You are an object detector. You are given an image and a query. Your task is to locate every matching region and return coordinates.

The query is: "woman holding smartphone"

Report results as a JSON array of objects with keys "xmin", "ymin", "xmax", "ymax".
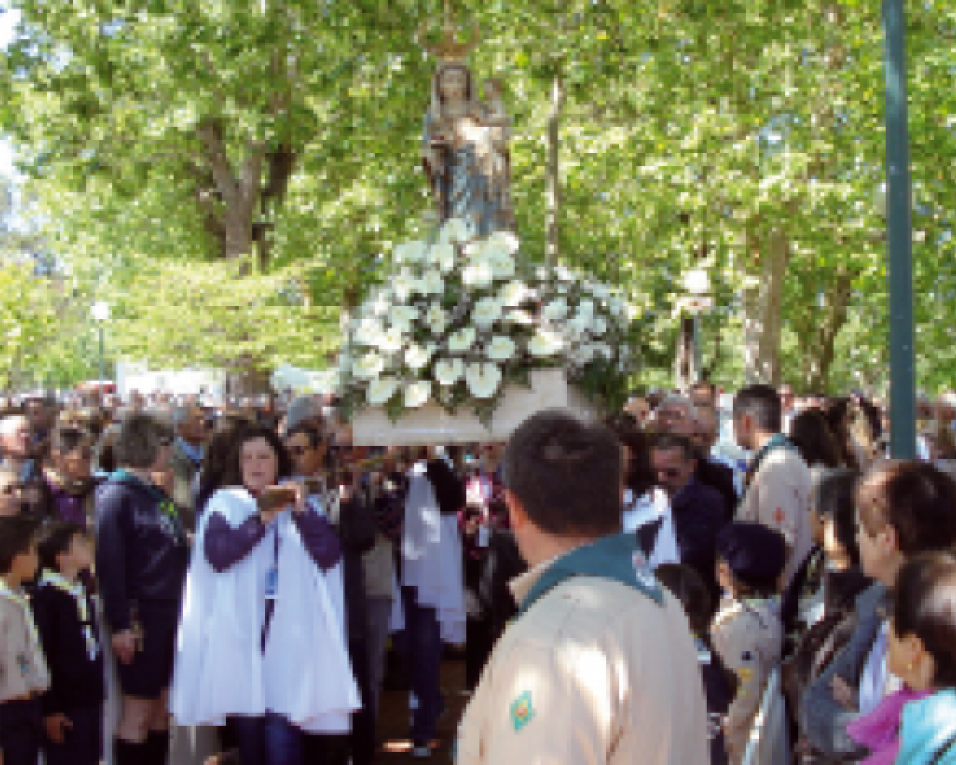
[{"xmin": 171, "ymin": 426, "xmax": 360, "ymax": 765}]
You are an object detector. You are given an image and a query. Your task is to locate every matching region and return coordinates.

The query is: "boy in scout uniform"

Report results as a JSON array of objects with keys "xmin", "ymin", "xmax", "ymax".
[
  {"xmin": 456, "ymin": 410, "xmax": 709, "ymax": 765},
  {"xmin": 733, "ymin": 384, "xmax": 812, "ymax": 590},
  {"xmin": 711, "ymin": 522, "xmax": 786, "ymax": 765},
  {"xmin": 0, "ymin": 515, "xmax": 50, "ymax": 764}
]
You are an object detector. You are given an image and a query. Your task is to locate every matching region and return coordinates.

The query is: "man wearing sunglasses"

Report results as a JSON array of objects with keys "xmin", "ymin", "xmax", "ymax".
[{"xmin": 648, "ymin": 432, "xmax": 727, "ymax": 602}]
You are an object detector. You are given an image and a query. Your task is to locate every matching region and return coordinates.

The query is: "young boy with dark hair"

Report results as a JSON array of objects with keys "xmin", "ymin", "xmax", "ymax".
[
  {"xmin": 0, "ymin": 514, "xmax": 49, "ymax": 765},
  {"xmin": 712, "ymin": 522, "xmax": 787, "ymax": 764},
  {"xmin": 32, "ymin": 521, "xmax": 104, "ymax": 765}
]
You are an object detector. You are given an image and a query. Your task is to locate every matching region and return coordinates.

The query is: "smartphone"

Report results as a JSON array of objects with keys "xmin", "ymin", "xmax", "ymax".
[{"xmin": 257, "ymin": 485, "xmax": 297, "ymax": 512}]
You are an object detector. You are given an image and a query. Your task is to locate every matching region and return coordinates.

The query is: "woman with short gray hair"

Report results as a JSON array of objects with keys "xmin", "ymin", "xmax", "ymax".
[{"xmin": 95, "ymin": 412, "xmax": 189, "ymax": 765}]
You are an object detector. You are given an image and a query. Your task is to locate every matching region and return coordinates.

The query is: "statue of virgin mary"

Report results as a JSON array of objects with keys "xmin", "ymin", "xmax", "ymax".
[{"xmin": 422, "ymin": 62, "xmax": 514, "ymax": 235}]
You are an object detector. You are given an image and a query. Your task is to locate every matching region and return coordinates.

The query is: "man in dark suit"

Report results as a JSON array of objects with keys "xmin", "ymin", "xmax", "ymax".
[
  {"xmin": 647, "ymin": 433, "xmax": 727, "ymax": 602},
  {"xmin": 692, "ymin": 405, "xmax": 738, "ymax": 520}
]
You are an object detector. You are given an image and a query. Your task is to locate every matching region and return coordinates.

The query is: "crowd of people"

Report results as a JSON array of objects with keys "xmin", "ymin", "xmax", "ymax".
[{"xmin": 0, "ymin": 381, "xmax": 955, "ymax": 764}]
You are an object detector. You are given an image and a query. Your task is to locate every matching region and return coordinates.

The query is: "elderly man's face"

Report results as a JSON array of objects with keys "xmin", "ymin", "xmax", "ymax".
[
  {"xmin": 0, "ymin": 418, "xmax": 33, "ymax": 459},
  {"xmin": 178, "ymin": 406, "xmax": 210, "ymax": 447},
  {"xmin": 657, "ymin": 403, "xmax": 696, "ymax": 437}
]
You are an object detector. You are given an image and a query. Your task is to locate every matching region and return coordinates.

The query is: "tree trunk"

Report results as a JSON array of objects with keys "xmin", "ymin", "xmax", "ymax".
[
  {"xmin": 799, "ymin": 268, "xmax": 855, "ymax": 392},
  {"xmin": 744, "ymin": 227, "xmax": 790, "ymax": 384},
  {"xmin": 545, "ymin": 70, "xmax": 564, "ymax": 263}
]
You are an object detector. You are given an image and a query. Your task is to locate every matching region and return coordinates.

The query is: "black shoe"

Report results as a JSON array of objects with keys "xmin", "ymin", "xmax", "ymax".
[
  {"xmin": 114, "ymin": 738, "xmax": 149, "ymax": 765},
  {"xmin": 145, "ymin": 729, "xmax": 170, "ymax": 765}
]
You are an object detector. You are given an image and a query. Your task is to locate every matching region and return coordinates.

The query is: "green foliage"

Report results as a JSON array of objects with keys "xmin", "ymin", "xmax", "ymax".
[{"xmin": 0, "ymin": 0, "xmax": 953, "ymax": 392}]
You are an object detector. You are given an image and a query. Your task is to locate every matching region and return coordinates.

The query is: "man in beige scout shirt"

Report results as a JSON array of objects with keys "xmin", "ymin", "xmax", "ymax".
[
  {"xmin": 456, "ymin": 410, "xmax": 709, "ymax": 765},
  {"xmin": 733, "ymin": 384, "xmax": 812, "ymax": 590}
]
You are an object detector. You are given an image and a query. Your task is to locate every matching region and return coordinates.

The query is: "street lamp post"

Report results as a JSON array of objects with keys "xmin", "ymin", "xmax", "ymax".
[
  {"xmin": 675, "ymin": 268, "xmax": 713, "ymax": 388},
  {"xmin": 91, "ymin": 302, "xmax": 110, "ymax": 400}
]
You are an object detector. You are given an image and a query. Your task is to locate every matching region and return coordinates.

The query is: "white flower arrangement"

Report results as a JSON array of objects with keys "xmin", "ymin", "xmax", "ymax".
[{"xmin": 341, "ymin": 219, "xmax": 639, "ymax": 424}]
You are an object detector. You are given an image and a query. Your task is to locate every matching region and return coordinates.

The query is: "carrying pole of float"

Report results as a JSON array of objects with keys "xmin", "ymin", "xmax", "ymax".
[{"xmin": 883, "ymin": 0, "xmax": 916, "ymax": 458}]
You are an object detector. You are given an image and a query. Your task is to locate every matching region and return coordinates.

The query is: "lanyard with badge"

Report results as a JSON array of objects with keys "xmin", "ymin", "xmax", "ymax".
[
  {"xmin": 0, "ymin": 579, "xmax": 42, "ymax": 676},
  {"xmin": 41, "ymin": 571, "xmax": 99, "ymax": 660}
]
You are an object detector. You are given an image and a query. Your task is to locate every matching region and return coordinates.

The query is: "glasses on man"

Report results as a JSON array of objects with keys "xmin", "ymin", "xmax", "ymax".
[{"xmin": 287, "ymin": 444, "xmax": 312, "ymax": 457}]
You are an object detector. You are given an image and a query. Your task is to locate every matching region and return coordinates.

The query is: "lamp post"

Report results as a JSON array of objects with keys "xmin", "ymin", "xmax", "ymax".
[
  {"xmin": 675, "ymin": 268, "xmax": 713, "ymax": 389},
  {"xmin": 883, "ymin": 0, "xmax": 916, "ymax": 458},
  {"xmin": 91, "ymin": 302, "xmax": 110, "ymax": 400}
]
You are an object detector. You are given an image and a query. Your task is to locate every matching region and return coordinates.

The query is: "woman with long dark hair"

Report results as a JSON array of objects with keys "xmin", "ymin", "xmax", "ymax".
[{"xmin": 172, "ymin": 426, "xmax": 359, "ymax": 765}]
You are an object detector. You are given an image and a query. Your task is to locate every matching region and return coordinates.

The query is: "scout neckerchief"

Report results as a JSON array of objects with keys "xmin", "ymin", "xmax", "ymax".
[
  {"xmin": 739, "ymin": 433, "xmax": 797, "ymax": 505},
  {"xmin": 517, "ymin": 533, "xmax": 664, "ymax": 618},
  {"xmin": 0, "ymin": 577, "xmax": 42, "ymax": 676},
  {"xmin": 39, "ymin": 570, "xmax": 99, "ymax": 660},
  {"xmin": 111, "ymin": 469, "xmax": 187, "ymax": 545}
]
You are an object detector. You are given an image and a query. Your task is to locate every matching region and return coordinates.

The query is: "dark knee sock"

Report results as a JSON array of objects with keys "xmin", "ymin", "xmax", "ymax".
[
  {"xmin": 114, "ymin": 737, "xmax": 150, "ymax": 765},
  {"xmin": 145, "ymin": 729, "xmax": 170, "ymax": 765}
]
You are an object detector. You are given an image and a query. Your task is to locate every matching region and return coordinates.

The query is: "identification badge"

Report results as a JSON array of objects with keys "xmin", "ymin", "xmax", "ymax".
[
  {"xmin": 477, "ymin": 526, "xmax": 490, "ymax": 548},
  {"xmin": 265, "ymin": 567, "xmax": 279, "ymax": 599}
]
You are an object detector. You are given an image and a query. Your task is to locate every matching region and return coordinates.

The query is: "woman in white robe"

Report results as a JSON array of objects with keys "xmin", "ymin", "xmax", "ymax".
[{"xmin": 171, "ymin": 426, "xmax": 359, "ymax": 765}]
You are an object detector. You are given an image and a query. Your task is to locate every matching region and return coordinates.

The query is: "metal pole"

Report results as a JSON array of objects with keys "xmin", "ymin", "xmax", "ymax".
[
  {"xmin": 98, "ymin": 325, "xmax": 105, "ymax": 402},
  {"xmin": 693, "ymin": 314, "xmax": 701, "ymax": 383},
  {"xmin": 883, "ymin": 0, "xmax": 916, "ymax": 458}
]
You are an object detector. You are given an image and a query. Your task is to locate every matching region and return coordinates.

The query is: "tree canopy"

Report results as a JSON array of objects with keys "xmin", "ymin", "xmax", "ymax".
[{"xmin": 0, "ymin": 0, "xmax": 953, "ymax": 393}]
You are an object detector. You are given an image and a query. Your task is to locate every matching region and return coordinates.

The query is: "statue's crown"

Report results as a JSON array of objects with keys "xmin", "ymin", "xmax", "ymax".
[{"xmin": 419, "ymin": 0, "xmax": 480, "ymax": 63}]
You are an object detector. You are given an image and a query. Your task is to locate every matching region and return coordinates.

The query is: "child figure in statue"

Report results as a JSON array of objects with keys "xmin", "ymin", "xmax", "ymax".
[{"xmin": 422, "ymin": 63, "xmax": 514, "ymax": 235}]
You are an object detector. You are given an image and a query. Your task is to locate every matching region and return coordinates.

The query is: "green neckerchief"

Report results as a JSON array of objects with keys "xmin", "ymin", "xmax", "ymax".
[
  {"xmin": 110, "ymin": 469, "xmax": 185, "ymax": 540},
  {"xmin": 739, "ymin": 433, "xmax": 797, "ymax": 507},
  {"xmin": 39, "ymin": 570, "xmax": 98, "ymax": 658},
  {"xmin": 517, "ymin": 533, "xmax": 664, "ymax": 617}
]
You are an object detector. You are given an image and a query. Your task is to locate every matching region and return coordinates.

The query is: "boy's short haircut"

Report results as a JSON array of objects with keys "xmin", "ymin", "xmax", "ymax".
[
  {"xmin": 0, "ymin": 515, "xmax": 40, "ymax": 573},
  {"xmin": 37, "ymin": 521, "xmax": 86, "ymax": 573},
  {"xmin": 655, "ymin": 563, "xmax": 713, "ymax": 636}
]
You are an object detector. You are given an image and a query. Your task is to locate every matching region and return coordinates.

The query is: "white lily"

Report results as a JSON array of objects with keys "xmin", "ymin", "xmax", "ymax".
[
  {"xmin": 390, "ymin": 305, "xmax": 419, "ymax": 332},
  {"xmin": 419, "ymin": 270, "xmax": 444, "ymax": 296},
  {"xmin": 486, "ymin": 230, "xmax": 520, "ymax": 255},
  {"xmin": 405, "ymin": 343, "xmax": 436, "ymax": 370},
  {"xmin": 465, "ymin": 362, "xmax": 502, "ymax": 399},
  {"xmin": 500, "ymin": 280, "xmax": 529, "ymax": 307},
  {"xmin": 486, "ymin": 336, "xmax": 516, "ymax": 362},
  {"xmin": 352, "ymin": 351, "xmax": 385, "ymax": 380},
  {"xmin": 434, "ymin": 358, "xmax": 465, "ymax": 386},
  {"xmin": 448, "ymin": 327, "xmax": 477, "ymax": 352},
  {"xmin": 404, "ymin": 381, "xmax": 432, "ymax": 408},
  {"xmin": 462, "ymin": 261, "xmax": 494, "ymax": 288},
  {"xmin": 472, "ymin": 297, "xmax": 502, "ymax": 329},
  {"xmin": 367, "ymin": 376, "xmax": 400, "ymax": 405},
  {"xmin": 543, "ymin": 298, "xmax": 569, "ymax": 322},
  {"xmin": 528, "ymin": 329, "xmax": 564, "ymax": 357},
  {"xmin": 393, "ymin": 270, "xmax": 418, "ymax": 302},
  {"xmin": 377, "ymin": 327, "xmax": 405, "ymax": 353},
  {"xmin": 440, "ymin": 217, "xmax": 473, "ymax": 244},
  {"xmin": 425, "ymin": 303, "xmax": 449, "ymax": 334},
  {"xmin": 430, "ymin": 242, "xmax": 457, "ymax": 273},
  {"xmin": 488, "ymin": 253, "xmax": 515, "ymax": 280}
]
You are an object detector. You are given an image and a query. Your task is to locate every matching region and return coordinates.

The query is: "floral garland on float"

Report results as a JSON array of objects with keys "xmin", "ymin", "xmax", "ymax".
[{"xmin": 340, "ymin": 217, "xmax": 640, "ymax": 426}]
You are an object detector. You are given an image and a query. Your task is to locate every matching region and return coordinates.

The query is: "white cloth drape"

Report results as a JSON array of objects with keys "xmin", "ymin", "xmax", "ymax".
[
  {"xmin": 401, "ymin": 463, "xmax": 466, "ymax": 645},
  {"xmin": 171, "ymin": 488, "xmax": 360, "ymax": 733},
  {"xmin": 622, "ymin": 488, "xmax": 680, "ymax": 569}
]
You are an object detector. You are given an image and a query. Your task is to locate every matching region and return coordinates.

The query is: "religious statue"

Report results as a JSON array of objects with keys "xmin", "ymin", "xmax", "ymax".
[{"xmin": 420, "ymin": 2, "xmax": 515, "ymax": 235}]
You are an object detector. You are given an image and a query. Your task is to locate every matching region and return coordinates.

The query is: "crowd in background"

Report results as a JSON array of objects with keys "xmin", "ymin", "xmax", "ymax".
[{"xmin": 0, "ymin": 381, "xmax": 954, "ymax": 763}]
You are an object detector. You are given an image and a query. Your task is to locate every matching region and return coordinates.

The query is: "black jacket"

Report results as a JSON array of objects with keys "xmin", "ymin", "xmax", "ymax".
[
  {"xmin": 32, "ymin": 580, "xmax": 106, "ymax": 714},
  {"xmin": 637, "ymin": 478, "xmax": 727, "ymax": 602},
  {"xmin": 330, "ymin": 496, "xmax": 377, "ymax": 643},
  {"xmin": 94, "ymin": 473, "xmax": 189, "ymax": 632},
  {"xmin": 695, "ymin": 457, "xmax": 738, "ymax": 522},
  {"xmin": 425, "ymin": 459, "xmax": 466, "ymax": 515}
]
